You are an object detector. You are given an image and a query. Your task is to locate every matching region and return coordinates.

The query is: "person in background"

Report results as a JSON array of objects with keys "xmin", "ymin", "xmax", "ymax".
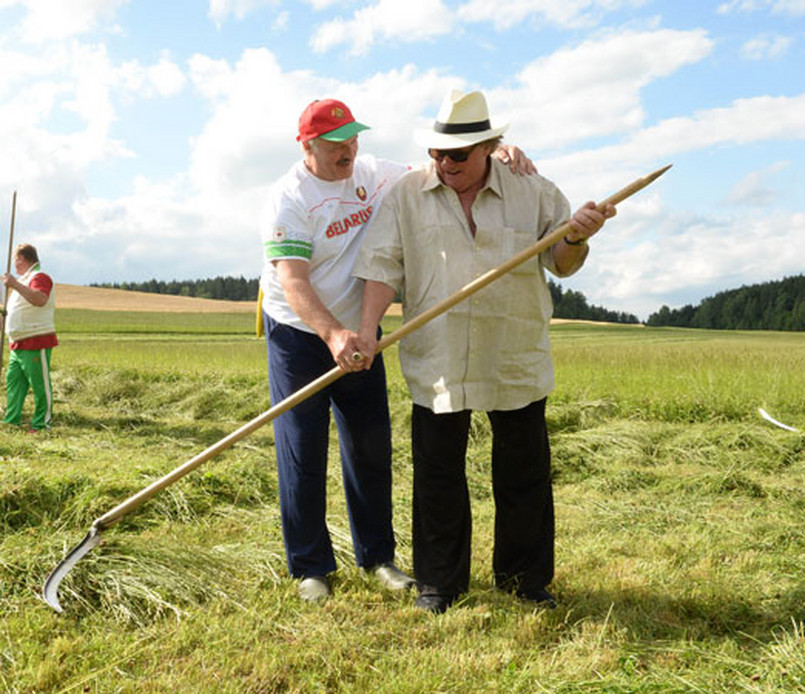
[
  {"xmin": 259, "ymin": 97, "xmax": 536, "ymax": 602},
  {"xmin": 1, "ymin": 243, "xmax": 58, "ymax": 433},
  {"xmin": 354, "ymin": 89, "xmax": 616, "ymax": 613}
]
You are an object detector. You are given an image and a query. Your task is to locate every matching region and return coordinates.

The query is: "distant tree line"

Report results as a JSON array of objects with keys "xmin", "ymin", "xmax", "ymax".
[
  {"xmin": 646, "ymin": 274, "xmax": 805, "ymax": 331},
  {"xmin": 93, "ymin": 275, "xmax": 639, "ymax": 323},
  {"xmin": 91, "ymin": 276, "xmax": 259, "ymax": 302},
  {"xmin": 548, "ymin": 280, "xmax": 639, "ymax": 324}
]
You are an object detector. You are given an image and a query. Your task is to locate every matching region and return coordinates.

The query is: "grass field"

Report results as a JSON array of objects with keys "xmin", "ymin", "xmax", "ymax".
[{"xmin": 1, "ymin": 306, "xmax": 804, "ymax": 693}]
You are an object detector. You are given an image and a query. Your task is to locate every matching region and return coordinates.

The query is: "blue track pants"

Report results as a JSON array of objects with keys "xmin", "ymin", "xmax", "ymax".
[{"xmin": 265, "ymin": 315, "xmax": 396, "ymax": 578}]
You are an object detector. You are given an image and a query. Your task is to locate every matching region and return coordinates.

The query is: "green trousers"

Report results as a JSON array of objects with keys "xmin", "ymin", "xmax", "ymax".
[{"xmin": 3, "ymin": 348, "xmax": 53, "ymax": 430}]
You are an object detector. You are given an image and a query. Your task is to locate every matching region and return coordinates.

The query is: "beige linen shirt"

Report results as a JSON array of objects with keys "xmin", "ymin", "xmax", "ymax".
[{"xmin": 354, "ymin": 158, "xmax": 587, "ymax": 414}]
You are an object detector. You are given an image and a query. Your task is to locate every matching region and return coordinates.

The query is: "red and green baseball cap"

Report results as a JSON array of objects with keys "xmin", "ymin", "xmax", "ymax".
[{"xmin": 296, "ymin": 99, "xmax": 370, "ymax": 143}]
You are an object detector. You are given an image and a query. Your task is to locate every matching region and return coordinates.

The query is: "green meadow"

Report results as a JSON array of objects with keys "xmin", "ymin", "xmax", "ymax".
[{"xmin": 2, "ymin": 309, "xmax": 805, "ymax": 693}]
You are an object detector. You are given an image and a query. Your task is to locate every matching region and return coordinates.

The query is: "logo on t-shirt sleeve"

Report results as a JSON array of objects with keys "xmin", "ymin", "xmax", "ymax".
[{"xmin": 264, "ymin": 225, "xmax": 312, "ymax": 259}]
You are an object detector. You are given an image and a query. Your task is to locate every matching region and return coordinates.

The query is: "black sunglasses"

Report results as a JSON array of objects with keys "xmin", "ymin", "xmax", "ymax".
[{"xmin": 428, "ymin": 145, "xmax": 477, "ymax": 163}]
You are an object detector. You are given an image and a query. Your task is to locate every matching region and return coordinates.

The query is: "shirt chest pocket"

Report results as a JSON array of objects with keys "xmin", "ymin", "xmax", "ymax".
[
  {"xmin": 474, "ymin": 228, "xmax": 544, "ymax": 319},
  {"xmin": 401, "ymin": 224, "xmax": 452, "ymax": 312},
  {"xmin": 506, "ymin": 229, "xmax": 542, "ymax": 277}
]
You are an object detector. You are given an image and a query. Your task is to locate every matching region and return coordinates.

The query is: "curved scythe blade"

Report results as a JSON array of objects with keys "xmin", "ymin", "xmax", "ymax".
[
  {"xmin": 758, "ymin": 407, "xmax": 799, "ymax": 432},
  {"xmin": 42, "ymin": 526, "xmax": 102, "ymax": 612}
]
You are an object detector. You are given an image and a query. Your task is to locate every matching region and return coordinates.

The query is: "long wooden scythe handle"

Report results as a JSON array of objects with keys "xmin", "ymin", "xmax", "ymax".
[
  {"xmin": 1, "ymin": 191, "xmax": 17, "ymax": 372},
  {"xmin": 42, "ymin": 164, "xmax": 671, "ymax": 612}
]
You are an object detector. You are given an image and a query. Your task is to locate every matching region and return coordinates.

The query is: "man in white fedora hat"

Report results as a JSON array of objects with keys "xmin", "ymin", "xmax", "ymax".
[
  {"xmin": 353, "ymin": 89, "xmax": 616, "ymax": 613},
  {"xmin": 258, "ymin": 97, "xmax": 537, "ymax": 603}
]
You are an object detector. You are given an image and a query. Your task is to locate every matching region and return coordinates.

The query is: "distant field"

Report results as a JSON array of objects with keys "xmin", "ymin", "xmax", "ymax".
[
  {"xmin": 55, "ymin": 283, "xmax": 257, "ymax": 313},
  {"xmin": 54, "ymin": 283, "xmax": 404, "ymax": 317}
]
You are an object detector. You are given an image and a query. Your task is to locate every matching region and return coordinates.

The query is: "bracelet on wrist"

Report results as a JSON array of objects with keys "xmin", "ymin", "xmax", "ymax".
[{"xmin": 564, "ymin": 235, "xmax": 587, "ymax": 246}]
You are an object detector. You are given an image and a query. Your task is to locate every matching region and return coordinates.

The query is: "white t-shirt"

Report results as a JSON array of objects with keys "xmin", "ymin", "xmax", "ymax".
[{"xmin": 260, "ymin": 154, "xmax": 408, "ymax": 333}]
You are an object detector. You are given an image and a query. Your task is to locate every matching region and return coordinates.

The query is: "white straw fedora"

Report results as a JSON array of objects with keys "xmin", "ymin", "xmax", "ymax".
[{"xmin": 416, "ymin": 90, "xmax": 509, "ymax": 150}]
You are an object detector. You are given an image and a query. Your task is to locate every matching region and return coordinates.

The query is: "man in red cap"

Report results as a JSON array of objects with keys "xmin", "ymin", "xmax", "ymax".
[{"xmin": 259, "ymin": 97, "xmax": 534, "ymax": 602}]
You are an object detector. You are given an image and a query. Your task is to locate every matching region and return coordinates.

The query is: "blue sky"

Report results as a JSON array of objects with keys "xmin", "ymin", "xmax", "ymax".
[{"xmin": 1, "ymin": 0, "xmax": 804, "ymax": 319}]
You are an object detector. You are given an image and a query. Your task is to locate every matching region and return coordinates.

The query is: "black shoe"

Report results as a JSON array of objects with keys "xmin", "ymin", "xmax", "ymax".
[
  {"xmin": 517, "ymin": 587, "xmax": 557, "ymax": 609},
  {"xmin": 414, "ymin": 593, "xmax": 454, "ymax": 614}
]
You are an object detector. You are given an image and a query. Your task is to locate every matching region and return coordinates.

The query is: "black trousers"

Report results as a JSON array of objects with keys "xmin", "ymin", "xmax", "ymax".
[{"xmin": 411, "ymin": 398, "xmax": 554, "ymax": 598}]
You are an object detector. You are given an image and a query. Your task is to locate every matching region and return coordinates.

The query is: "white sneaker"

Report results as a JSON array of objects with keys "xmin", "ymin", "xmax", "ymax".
[
  {"xmin": 373, "ymin": 562, "xmax": 415, "ymax": 591},
  {"xmin": 299, "ymin": 576, "xmax": 331, "ymax": 602}
]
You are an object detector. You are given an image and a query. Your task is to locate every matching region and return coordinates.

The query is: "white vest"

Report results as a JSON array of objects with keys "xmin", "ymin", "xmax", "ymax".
[{"xmin": 6, "ymin": 265, "xmax": 56, "ymax": 342}]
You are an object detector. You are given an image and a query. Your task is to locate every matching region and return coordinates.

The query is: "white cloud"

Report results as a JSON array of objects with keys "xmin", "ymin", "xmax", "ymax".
[
  {"xmin": 45, "ymin": 175, "xmax": 210, "ymax": 283},
  {"xmin": 34, "ymin": 53, "xmax": 459, "ymax": 284},
  {"xmin": 741, "ymin": 33, "xmax": 793, "ymax": 59},
  {"xmin": 207, "ymin": 0, "xmax": 278, "ymax": 26},
  {"xmin": 0, "ymin": 46, "xmax": 61, "ymax": 99},
  {"xmin": 10, "ymin": 0, "xmax": 129, "ymax": 43},
  {"xmin": 308, "ymin": 0, "xmax": 653, "ymax": 54},
  {"xmin": 725, "ymin": 161, "xmax": 788, "ymax": 206},
  {"xmin": 348, "ymin": 65, "xmax": 459, "ymax": 159},
  {"xmin": 543, "ymin": 92, "xmax": 805, "ymax": 199},
  {"xmin": 577, "ymin": 209, "xmax": 805, "ymax": 318},
  {"xmin": 187, "ymin": 48, "xmax": 317, "ymax": 195},
  {"xmin": 490, "ymin": 28, "xmax": 713, "ymax": 152},
  {"xmin": 717, "ymin": 0, "xmax": 805, "ymax": 14},
  {"xmin": 310, "ymin": 0, "xmax": 454, "ymax": 55},
  {"xmin": 303, "ymin": 0, "xmax": 343, "ymax": 9},
  {"xmin": 273, "ymin": 10, "xmax": 290, "ymax": 31},
  {"xmin": 458, "ymin": 0, "xmax": 648, "ymax": 30},
  {"xmin": 512, "ymin": 87, "xmax": 805, "ymax": 318},
  {"xmin": 119, "ymin": 52, "xmax": 187, "ymax": 99},
  {"xmin": 0, "ymin": 35, "xmax": 189, "ymax": 283},
  {"xmin": 0, "ymin": 42, "xmax": 129, "ymax": 197},
  {"xmin": 62, "ymin": 43, "xmax": 119, "ymax": 144},
  {"xmin": 186, "ymin": 54, "xmax": 235, "ymax": 102},
  {"xmin": 186, "ymin": 50, "xmax": 467, "ymax": 199},
  {"xmin": 717, "ymin": 0, "xmax": 767, "ymax": 11},
  {"xmin": 774, "ymin": 0, "xmax": 805, "ymax": 11}
]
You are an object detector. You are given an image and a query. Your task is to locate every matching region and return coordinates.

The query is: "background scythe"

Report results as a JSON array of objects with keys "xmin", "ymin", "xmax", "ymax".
[
  {"xmin": 1, "ymin": 191, "xmax": 17, "ymax": 373},
  {"xmin": 42, "ymin": 164, "xmax": 671, "ymax": 613}
]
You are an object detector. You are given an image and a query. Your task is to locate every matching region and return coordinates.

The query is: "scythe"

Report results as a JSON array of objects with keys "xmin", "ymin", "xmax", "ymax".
[
  {"xmin": 1, "ymin": 191, "xmax": 17, "ymax": 372},
  {"xmin": 43, "ymin": 164, "xmax": 672, "ymax": 612}
]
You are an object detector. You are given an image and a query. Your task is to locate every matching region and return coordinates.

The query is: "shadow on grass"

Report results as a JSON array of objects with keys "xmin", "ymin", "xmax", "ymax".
[{"xmin": 457, "ymin": 579, "xmax": 804, "ymax": 647}]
